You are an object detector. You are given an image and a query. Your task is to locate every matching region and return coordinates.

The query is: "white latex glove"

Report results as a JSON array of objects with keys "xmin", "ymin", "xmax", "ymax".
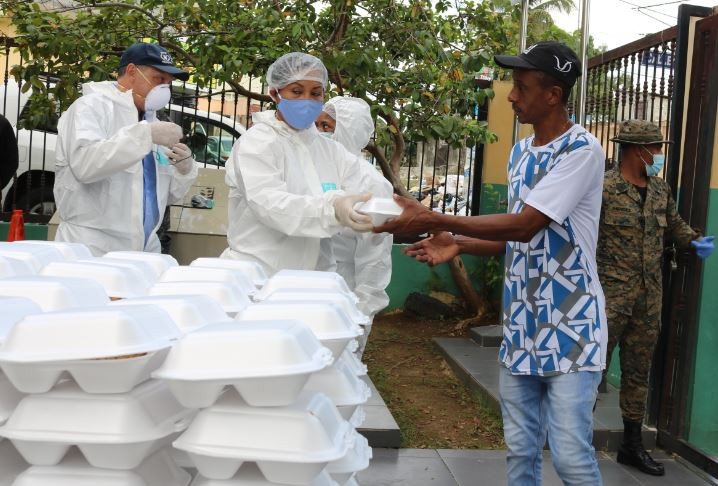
[
  {"xmin": 149, "ymin": 121, "xmax": 183, "ymax": 147},
  {"xmin": 334, "ymin": 193, "xmax": 373, "ymax": 232},
  {"xmin": 166, "ymin": 143, "xmax": 194, "ymax": 175}
]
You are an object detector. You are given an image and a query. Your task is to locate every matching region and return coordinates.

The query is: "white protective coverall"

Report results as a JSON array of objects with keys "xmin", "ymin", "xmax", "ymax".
[
  {"xmin": 54, "ymin": 81, "xmax": 198, "ymax": 256},
  {"xmin": 221, "ymin": 110, "xmax": 392, "ymax": 280},
  {"xmin": 324, "ymin": 97, "xmax": 393, "ymax": 323}
]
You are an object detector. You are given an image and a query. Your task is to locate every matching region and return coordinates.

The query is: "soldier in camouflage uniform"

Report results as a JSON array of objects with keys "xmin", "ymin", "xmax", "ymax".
[{"xmin": 598, "ymin": 120, "xmax": 715, "ymax": 476}]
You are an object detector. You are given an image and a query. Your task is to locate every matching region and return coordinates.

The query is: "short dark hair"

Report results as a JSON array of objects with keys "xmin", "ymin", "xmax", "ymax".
[{"xmin": 537, "ymin": 71, "xmax": 572, "ymax": 105}]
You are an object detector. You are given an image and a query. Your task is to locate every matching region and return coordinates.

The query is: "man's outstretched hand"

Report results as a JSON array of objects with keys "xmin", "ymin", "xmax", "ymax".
[
  {"xmin": 373, "ymin": 194, "xmax": 435, "ymax": 236},
  {"xmin": 402, "ymin": 231, "xmax": 459, "ymax": 266}
]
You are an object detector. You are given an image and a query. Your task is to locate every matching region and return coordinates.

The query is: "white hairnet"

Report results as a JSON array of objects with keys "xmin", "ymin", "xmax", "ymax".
[
  {"xmin": 266, "ymin": 52, "xmax": 328, "ymax": 90},
  {"xmin": 324, "ymin": 97, "xmax": 374, "ymax": 155}
]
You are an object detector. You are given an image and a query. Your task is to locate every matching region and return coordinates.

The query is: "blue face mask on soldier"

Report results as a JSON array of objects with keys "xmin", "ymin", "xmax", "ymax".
[{"xmin": 642, "ymin": 147, "xmax": 665, "ymax": 177}]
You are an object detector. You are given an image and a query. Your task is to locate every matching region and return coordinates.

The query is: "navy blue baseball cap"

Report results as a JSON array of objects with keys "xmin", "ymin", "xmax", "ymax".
[
  {"xmin": 494, "ymin": 41, "xmax": 581, "ymax": 88},
  {"xmin": 119, "ymin": 43, "xmax": 189, "ymax": 81}
]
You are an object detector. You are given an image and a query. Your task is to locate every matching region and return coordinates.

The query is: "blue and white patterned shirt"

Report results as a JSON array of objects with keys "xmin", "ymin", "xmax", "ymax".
[{"xmin": 499, "ymin": 125, "xmax": 607, "ymax": 376}]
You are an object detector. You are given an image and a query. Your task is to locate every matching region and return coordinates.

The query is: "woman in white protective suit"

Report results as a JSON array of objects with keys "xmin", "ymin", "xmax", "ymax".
[
  {"xmin": 315, "ymin": 97, "xmax": 393, "ymax": 355},
  {"xmin": 221, "ymin": 53, "xmax": 392, "ymax": 279}
]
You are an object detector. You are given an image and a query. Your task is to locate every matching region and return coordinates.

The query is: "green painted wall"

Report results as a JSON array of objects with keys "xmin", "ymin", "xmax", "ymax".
[
  {"xmin": 688, "ymin": 188, "xmax": 718, "ymax": 456},
  {"xmin": 0, "ymin": 223, "xmax": 48, "ymax": 241}
]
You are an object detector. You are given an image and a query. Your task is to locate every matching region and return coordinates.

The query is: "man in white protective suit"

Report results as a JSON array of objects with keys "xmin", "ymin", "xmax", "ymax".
[
  {"xmin": 315, "ymin": 96, "xmax": 393, "ymax": 356},
  {"xmin": 54, "ymin": 42, "xmax": 198, "ymax": 255},
  {"xmin": 221, "ymin": 52, "xmax": 392, "ymax": 282}
]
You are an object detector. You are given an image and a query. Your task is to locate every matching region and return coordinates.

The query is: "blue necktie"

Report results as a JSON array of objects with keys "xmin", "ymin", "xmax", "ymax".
[{"xmin": 142, "ymin": 142, "xmax": 160, "ymax": 246}]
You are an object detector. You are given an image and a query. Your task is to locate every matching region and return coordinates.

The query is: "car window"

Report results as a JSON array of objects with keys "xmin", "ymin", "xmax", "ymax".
[{"xmin": 169, "ymin": 109, "xmax": 240, "ymax": 167}]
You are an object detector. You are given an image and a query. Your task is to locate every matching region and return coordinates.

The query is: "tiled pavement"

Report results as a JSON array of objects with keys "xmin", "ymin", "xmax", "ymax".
[{"xmin": 357, "ymin": 448, "xmax": 716, "ymax": 485}]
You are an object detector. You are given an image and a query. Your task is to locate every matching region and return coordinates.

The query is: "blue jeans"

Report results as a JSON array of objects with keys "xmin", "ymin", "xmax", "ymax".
[{"xmin": 499, "ymin": 367, "xmax": 602, "ymax": 486}]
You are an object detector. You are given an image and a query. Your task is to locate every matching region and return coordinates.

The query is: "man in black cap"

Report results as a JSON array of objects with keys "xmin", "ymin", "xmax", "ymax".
[
  {"xmin": 54, "ymin": 42, "xmax": 198, "ymax": 255},
  {"xmin": 375, "ymin": 42, "xmax": 606, "ymax": 484}
]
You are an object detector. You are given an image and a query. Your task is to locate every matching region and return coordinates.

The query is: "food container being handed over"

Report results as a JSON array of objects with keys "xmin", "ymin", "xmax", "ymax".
[
  {"xmin": 260, "ymin": 289, "xmax": 370, "ymax": 327},
  {"xmin": 104, "ymin": 251, "xmax": 179, "ymax": 280},
  {"xmin": 190, "ymin": 463, "xmax": 338, "ymax": 486},
  {"xmin": 12, "ymin": 449, "xmax": 191, "ymax": 486},
  {"xmin": 0, "ymin": 276, "xmax": 109, "ymax": 312},
  {"xmin": 0, "ymin": 380, "xmax": 194, "ymax": 470},
  {"xmin": 326, "ymin": 434, "xmax": 372, "ymax": 485},
  {"xmin": 112, "ymin": 294, "xmax": 230, "ymax": 335},
  {"xmin": 304, "ymin": 359, "xmax": 371, "ymax": 421},
  {"xmin": 355, "ymin": 197, "xmax": 403, "ymax": 227},
  {"xmin": 0, "ymin": 305, "xmax": 181, "ymax": 393},
  {"xmin": 173, "ymin": 391, "xmax": 354, "ymax": 484},
  {"xmin": 255, "ymin": 270, "xmax": 357, "ymax": 303},
  {"xmin": 41, "ymin": 261, "xmax": 150, "ymax": 299},
  {"xmin": 17, "ymin": 241, "xmax": 92, "ymax": 261},
  {"xmin": 190, "ymin": 258, "xmax": 269, "ymax": 289},
  {"xmin": 150, "ymin": 281, "xmax": 250, "ymax": 315},
  {"xmin": 0, "ymin": 243, "xmax": 66, "ymax": 273},
  {"xmin": 160, "ymin": 266, "xmax": 256, "ymax": 298},
  {"xmin": 237, "ymin": 302, "xmax": 362, "ymax": 358},
  {"xmin": 153, "ymin": 321, "xmax": 333, "ymax": 408}
]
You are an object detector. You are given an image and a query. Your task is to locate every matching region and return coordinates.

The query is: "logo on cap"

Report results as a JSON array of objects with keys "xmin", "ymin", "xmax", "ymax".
[
  {"xmin": 523, "ymin": 44, "xmax": 537, "ymax": 55},
  {"xmin": 554, "ymin": 56, "xmax": 572, "ymax": 73},
  {"xmin": 160, "ymin": 52, "xmax": 173, "ymax": 64}
]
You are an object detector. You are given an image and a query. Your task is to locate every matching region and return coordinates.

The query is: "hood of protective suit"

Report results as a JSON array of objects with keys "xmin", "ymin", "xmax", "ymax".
[
  {"xmin": 81, "ymin": 81, "xmax": 136, "ymax": 109},
  {"xmin": 325, "ymin": 97, "xmax": 374, "ymax": 155},
  {"xmin": 252, "ymin": 109, "xmax": 320, "ymax": 145}
]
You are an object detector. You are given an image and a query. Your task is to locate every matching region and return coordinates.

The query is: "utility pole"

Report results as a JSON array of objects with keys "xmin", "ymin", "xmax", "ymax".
[
  {"xmin": 575, "ymin": 0, "xmax": 591, "ymax": 124},
  {"xmin": 512, "ymin": 0, "xmax": 530, "ymax": 145}
]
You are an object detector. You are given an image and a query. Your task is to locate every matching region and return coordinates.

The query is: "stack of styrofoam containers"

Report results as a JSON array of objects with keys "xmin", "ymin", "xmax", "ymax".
[
  {"xmin": 0, "ymin": 302, "xmax": 194, "ymax": 486},
  {"xmin": 233, "ymin": 269, "xmax": 375, "ymax": 485}
]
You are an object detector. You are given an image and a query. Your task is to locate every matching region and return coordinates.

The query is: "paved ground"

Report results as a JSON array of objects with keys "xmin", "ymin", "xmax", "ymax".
[{"xmin": 357, "ymin": 448, "xmax": 716, "ymax": 485}]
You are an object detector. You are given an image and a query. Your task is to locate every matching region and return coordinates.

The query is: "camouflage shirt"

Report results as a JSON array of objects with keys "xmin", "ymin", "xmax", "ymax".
[{"xmin": 597, "ymin": 168, "xmax": 698, "ymax": 315}]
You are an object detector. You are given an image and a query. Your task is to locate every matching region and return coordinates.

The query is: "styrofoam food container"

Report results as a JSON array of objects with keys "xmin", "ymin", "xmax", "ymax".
[
  {"xmin": 0, "ymin": 276, "xmax": 109, "ymax": 312},
  {"xmin": 80, "ymin": 257, "xmax": 157, "ymax": 287},
  {"xmin": 0, "ymin": 306, "xmax": 181, "ymax": 393},
  {"xmin": 0, "ymin": 297, "xmax": 41, "ymax": 346},
  {"xmin": 0, "ymin": 370, "xmax": 24, "ymax": 427},
  {"xmin": 160, "ymin": 266, "xmax": 255, "ymax": 297},
  {"xmin": 304, "ymin": 359, "xmax": 371, "ymax": 421},
  {"xmin": 41, "ymin": 261, "xmax": 150, "ymax": 298},
  {"xmin": 104, "ymin": 251, "xmax": 179, "ymax": 279},
  {"xmin": 355, "ymin": 197, "xmax": 403, "ymax": 226},
  {"xmin": 338, "ymin": 349, "xmax": 367, "ymax": 377},
  {"xmin": 0, "ymin": 255, "xmax": 35, "ymax": 277},
  {"xmin": 111, "ymin": 294, "xmax": 230, "ymax": 335},
  {"xmin": 190, "ymin": 258, "xmax": 269, "ymax": 288},
  {"xmin": 174, "ymin": 391, "xmax": 354, "ymax": 484},
  {"xmin": 255, "ymin": 270, "xmax": 357, "ymax": 303},
  {"xmin": 0, "ymin": 379, "xmax": 194, "ymax": 470},
  {"xmin": 343, "ymin": 478, "xmax": 359, "ymax": 486},
  {"xmin": 260, "ymin": 289, "xmax": 370, "ymax": 327},
  {"xmin": 12, "ymin": 449, "xmax": 191, "ymax": 486},
  {"xmin": 0, "ymin": 243, "xmax": 66, "ymax": 272},
  {"xmin": 150, "ymin": 281, "xmax": 250, "ymax": 314},
  {"xmin": 190, "ymin": 463, "xmax": 338, "ymax": 486},
  {"xmin": 153, "ymin": 321, "xmax": 334, "ymax": 408},
  {"xmin": 0, "ymin": 439, "xmax": 28, "ymax": 486},
  {"xmin": 326, "ymin": 434, "xmax": 372, "ymax": 485},
  {"xmin": 349, "ymin": 407, "xmax": 366, "ymax": 428},
  {"xmin": 237, "ymin": 302, "xmax": 362, "ymax": 358},
  {"xmin": 17, "ymin": 241, "xmax": 92, "ymax": 261}
]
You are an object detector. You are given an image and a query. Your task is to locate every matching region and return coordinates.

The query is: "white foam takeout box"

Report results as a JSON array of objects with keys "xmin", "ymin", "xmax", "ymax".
[
  {"xmin": 254, "ymin": 270, "xmax": 357, "ymax": 304},
  {"xmin": 237, "ymin": 302, "xmax": 362, "ymax": 358},
  {"xmin": 153, "ymin": 321, "xmax": 333, "ymax": 409},
  {"xmin": 258, "ymin": 289, "xmax": 369, "ymax": 328},
  {"xmin": 0, "ymin": 243, "xmax": 66, "ymax": 273},
  {"xmin": 355, "ymin": 197, "xmax": 403, "ymax": 227},
  {"xmin": 189, "ymin": 463, "xmax": 338, "ymax": 486},
  {"xmin": 104, "ymin": 251, "xmax": 179, "ymax": 280},
  {"xmin": 41, "ymin": 261, "xmax": 151, "ymax": 299},
  {"xmin": 337, "ymin": 348, "xmax": 367, "ymax": 378},
  {"xmin": 325, "ymin": 434, "xmax": 372, "ymax": 485},
  {"xmin": 0, "ymin": 255, "xmax": 34, "ymax": 278},
  {"xmin": 0, "ymin": 438, "xmax": 28, "ymax": 486},
  {"xmin": 80, "ymin": 257, "xmax": 158, "ymax": 288},
  {"xmin": 304, "ymin": 359, "xmax": 371, "ymax": 421},
  {"xmin": 11, "ymin": 449, "xmax": 191, "ymax": 486},
  {"xmin": 160, "ymin": 266, "xmax": 256, "ymax": 298},
  {"xmin": 0, "ymin": 276, "xmax": 109, "ymax": 312},
  {"xmin": 0, "ymin": 305, "xmax": 181, "ymax": 394},
  {"xmin": 111, "ymin": 294, "xmax": 230, "ymax": 335},
  {"xmin": 190, "ymin": 258, "xmax": 269, "ymax": 289},
  {"xmin": 0, "ymin": 379, "xmax": 194, "ymax": 470},
  {"xmin": 16, "ymin": 241, "xmax": 92, "ymax": 261},
  {"xmin": 173, "ymin": 391, "xmax": 354, "ymax": 484},
  {"xmin": 150, "ymin": 281, "xmax": 251, "ymax": 315}
]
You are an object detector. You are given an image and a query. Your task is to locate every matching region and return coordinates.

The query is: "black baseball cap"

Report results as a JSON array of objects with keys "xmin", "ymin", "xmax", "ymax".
[
  {"xmin": 494, "ymin": 41, "xmax": 581, "ymax": 88},
  {"xmin": 119, "ymin": 43, "xmax": 189, "ymax": 81}
]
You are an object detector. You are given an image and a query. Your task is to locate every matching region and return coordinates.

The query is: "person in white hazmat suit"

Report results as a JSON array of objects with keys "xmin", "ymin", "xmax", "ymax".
[
  {"xmin": 54, "ymin": 43, "xmax": 198, "ymax": 256},
  {"xmin": 221, "ymin": 53, "xmax": 392, "ymax": 280},
  {"xmin": 315, "ymin": 97, "xmax": 393, "ymax": 355}
]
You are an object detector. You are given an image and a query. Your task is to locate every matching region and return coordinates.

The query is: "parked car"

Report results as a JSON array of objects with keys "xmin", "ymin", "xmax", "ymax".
[{"xmin": 0, "ymin": 79, "xmax": 245, "ymax": 216}]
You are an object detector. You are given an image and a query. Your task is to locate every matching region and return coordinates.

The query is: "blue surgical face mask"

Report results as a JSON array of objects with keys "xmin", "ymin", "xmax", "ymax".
[
  {"xmin": 277, "ymin": 94, "xmax": 324, "ymax": 130},
  {"xmin": 643, "ymin": 147, "xmax": 665, "ymax": 177},
  {"xmin": 319, "ymin": 131, "xmax": 334, "ymax": 139}
]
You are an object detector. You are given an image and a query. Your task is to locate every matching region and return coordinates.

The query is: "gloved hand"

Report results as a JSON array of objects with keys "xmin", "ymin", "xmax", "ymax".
[
  {"xmin": 334, "ymin": 193, "xmax": 373, "ymax": 232},
  {"xmin": 691, "ymin": 236, "xmax": 715, "ymax": 259},
  {"xmin": 166, "ymin": 143, "xmax": 195, "ymax": 175},
  {"xmin": 149, "ymin": 121, "xmax": 183, "ymax": 147}
]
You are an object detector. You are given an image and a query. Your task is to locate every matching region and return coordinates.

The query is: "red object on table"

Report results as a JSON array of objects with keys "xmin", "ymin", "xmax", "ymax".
[{"xmin": 7, "ymin": 209, "xmax": 25, "ymax": 241}]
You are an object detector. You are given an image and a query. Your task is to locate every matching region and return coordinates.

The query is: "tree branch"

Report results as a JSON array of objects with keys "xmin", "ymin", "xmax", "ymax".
[
  {"xmin": 365, "ymin": 144, "xmax": 407, "ymax": 197},
  {"xmin": 52, "ymin": 2, "xmax": 166, "ymax": 28},
  {"xmin": 378, "ymin": 110, "xmax": 405, "ymax": 175}
]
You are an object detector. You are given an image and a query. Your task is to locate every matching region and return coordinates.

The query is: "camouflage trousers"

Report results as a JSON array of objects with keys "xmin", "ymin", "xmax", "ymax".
[{"xmin": 605, "ymin": 289, "xmax": 661, "ymax": 422}]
